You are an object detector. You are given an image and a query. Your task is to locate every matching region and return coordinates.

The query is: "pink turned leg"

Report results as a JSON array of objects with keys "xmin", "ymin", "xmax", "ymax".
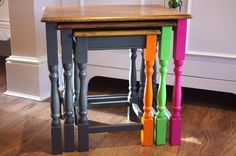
[{"xmin": 170, "ymin": 19, "xmax": 187, "ymax": 145}]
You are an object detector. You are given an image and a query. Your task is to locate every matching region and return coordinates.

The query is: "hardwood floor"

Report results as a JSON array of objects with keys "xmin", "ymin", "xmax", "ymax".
[{"xmin": 0, "ymin": 57, "xmax": 236, "ymax": 156}]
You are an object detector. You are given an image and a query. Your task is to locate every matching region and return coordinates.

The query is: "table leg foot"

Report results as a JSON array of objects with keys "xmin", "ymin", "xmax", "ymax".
[
  {"xmin": 169, "ymin": 118, "xmax": 181, "ymax": 145},
  {"xmin": 128, "ymin": 105, "xmax": 138, "ymax": 122},
  {"xmin": 141, "ymin": 117, "xmax": 153, "ymax": 146},
  {"xmin": 78, "ymin": 124, "xmax": 89, "ymax": 152},
  {"xmin": 155, "ymin": 117, "xmax": 167, "ymax": 145},
  {"xmin": 51, "ymin": 126, "xmax": 62, "ymax": 154},
  {"xmin": 64, "ymin": 124, "xmax": 75, "ymax": 152}
]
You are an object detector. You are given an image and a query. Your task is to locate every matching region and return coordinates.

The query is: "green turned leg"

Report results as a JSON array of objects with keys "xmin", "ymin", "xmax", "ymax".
[{"xmin": 155, "ymin": 26, "xmax": 172, "ymax": 145}]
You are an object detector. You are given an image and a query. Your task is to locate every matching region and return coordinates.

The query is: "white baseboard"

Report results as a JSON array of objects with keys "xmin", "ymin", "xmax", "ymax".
[
  {"xmin": 4, "ymin": 90, "xmax": 48, "ymax": 101},
  {"xmin": 166, "ymin": 74, "xmax": 236, "ymax": 94},
  {"xmin": 187, "ymin": 50, "xmax": 236, "ymax": 60},
  {"xmin": 5, "ymin": 55, "xmax": 63, "ymax": 101},
  {"xmin": 6, "ymin": 55, "xmax": 47, "ymax": 64},
  {"xmin": 182, "ymin": 50, "xmax": 236, "ymax": 82}
]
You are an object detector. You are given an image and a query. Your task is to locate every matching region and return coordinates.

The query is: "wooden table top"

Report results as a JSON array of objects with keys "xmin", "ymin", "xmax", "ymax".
[
  {"xmin": 41, "ymin": 5, "xmax": 191, "ymax": 23},
  {"xmin": 73, "ymin": 29, "xmax": 161, "ymax": 37}
]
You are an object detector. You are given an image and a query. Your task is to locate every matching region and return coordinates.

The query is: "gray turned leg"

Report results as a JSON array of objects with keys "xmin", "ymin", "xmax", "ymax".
[
  {"xmin": 58, "ymin": 81, "xmax": 64, "ymax": 119},
  {"xmin": 138, "ymin": 49, "xmax": 145, "ymax": 111},
  {"xmin": 49, "ymin": 66, "xmax": 62, "ymax": 154},
  {"xmin": 152, "ymin": 61, "xmax": 158, "ymax": 110},
  {"xmin": 76, "ymin": 38, "xmax": 89, "ymax": 152},
  {"xmin": 46, "ymin": 23, "xmax": 62, "ymax": 154},
  {"xmin": 128, "ymin": 48, "xmax": 138, "ymax": 122},
  {"xmin": 139, "ymin": 49, "xmax": 158, "ymax": 111},
  {"xmin": 61, "ymin": 29, "xmax": 74, "ymax": 152},
  {"xmin": 73, "ymin": 42, "xmax": 80, "ymax": 124}
]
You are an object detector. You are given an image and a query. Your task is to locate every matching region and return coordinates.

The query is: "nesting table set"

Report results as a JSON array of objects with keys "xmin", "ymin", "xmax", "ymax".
[{"xmin": 41, "ymin": 5, "xmax": 191, "ymax": 154}]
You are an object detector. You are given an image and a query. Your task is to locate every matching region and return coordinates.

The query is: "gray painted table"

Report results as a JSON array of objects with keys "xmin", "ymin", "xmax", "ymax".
[{"xmin": 41, "ymin": 5, "xmax": 191, "ymax": 154}]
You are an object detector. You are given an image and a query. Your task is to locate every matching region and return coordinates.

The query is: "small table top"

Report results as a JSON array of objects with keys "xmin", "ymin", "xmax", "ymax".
[{"xmin": 41, "ymin": 5, "xmax": 191, "ymax": 23}]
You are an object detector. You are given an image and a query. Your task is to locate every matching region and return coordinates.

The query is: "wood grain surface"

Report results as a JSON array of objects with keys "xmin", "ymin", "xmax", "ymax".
[
  {"xmin": 0, "ymin": 58, "xmax": 236, "ymax": 156},
  {"xmin": 73, "ymin": 29, "xmax": 160, "ymax": 37},
  {"xmin": 58, "ymin": 21, "xmax": 176, "ymax": 29},
  {"xmin": 41, "ymin": 5, "xmax": 191, "ymax": 23}
]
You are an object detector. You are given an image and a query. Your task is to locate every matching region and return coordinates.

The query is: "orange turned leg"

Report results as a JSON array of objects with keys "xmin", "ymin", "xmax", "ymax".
[{"xmin": 141, "ymin": 34, "xmax": 157, "ymax": 146}]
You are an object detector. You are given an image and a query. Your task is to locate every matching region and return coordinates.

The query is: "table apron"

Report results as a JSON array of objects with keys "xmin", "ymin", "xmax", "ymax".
[{"xmin": 75, "ymin": 36, "xmax": 147, "ymax": 50}]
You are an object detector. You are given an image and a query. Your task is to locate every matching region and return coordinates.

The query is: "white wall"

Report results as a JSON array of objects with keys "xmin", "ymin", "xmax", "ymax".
[
  {"xmin": 183, "ymin": 0, "xmax": 236, "ymax": 93},
  {"xmin": 188, "ymin": 0, "xmax": 236, "ymax": 54},
  {"xmin": 0, "ymin": 0, "xmax": 10, "ymax": 41},
  {"xmin": 0, "ymin": 0, "xmax": 9, "ymax": 19},
  {"xmin": 9, "ymin": 0, "xmax": 37, "ymax": 57}
]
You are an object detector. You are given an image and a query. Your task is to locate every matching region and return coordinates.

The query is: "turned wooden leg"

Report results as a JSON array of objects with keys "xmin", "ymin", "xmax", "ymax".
[
  {"xmin": 155, "ymin": 26, "xmax": 172, "ymax": 145},
  {"xmin": 139, "ymin": 50, "xmax": 157, "ymax": 111},
  {"xmin": 58, "ymin": 81, "xmax": 64, "ymax": 120},
  {"xmin": 141, "ymin": 34, "xmax": 157, "ymax": 146},
  {"xmin": 138, "ymin": 50, "xmax": 145, "ymax": 110},
  {"xmin": 128, "ymin": 48, "xmax": 138, "ymax": 122},
  {"xmin": 76, "ymin": 37, "xmax": 89, "ymax": 152},
  {"xmin": 61, "ymin": 29, "xmax": 74, "ymax": 152},
  {"xmin": 73, "ymin": 42, "xmax": 80, "ymax": 124},
  {"xmin": 170, "ymin": 19, "xmax": 187, "ymax": 145},
  {"xmin": 77, "ymin": 63, "xmax": 88, "ymax": 151},
  {"xmin": 152, "ymin": 61, "xmax": 158, "ymax": 110},
  {"xmin": 73, "ymin": 43, "xmax": 79, "ymax": 106},
  {"xmin": 49, "ymin": 66, "xmax": 62, "ymax": 154},
  {"xmin": 46, "ymin": 23, "xmax": 62, "ymax": 154}
]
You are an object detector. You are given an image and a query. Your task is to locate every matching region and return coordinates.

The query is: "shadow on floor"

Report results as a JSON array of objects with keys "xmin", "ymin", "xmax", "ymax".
[{"xmin": 89, "ymin": 76, "xmax": 236, "ymax": 111}]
